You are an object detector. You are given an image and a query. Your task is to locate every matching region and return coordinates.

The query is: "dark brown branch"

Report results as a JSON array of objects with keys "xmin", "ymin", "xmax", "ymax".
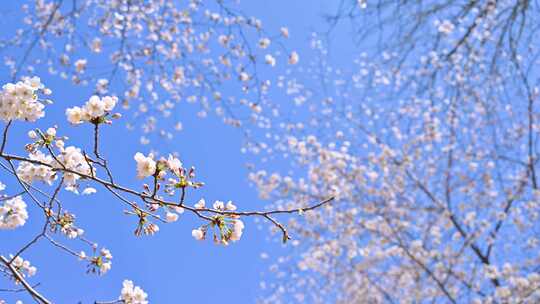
[{"xmin": 0, "ymin": 256, "xmax": 51, "ymax": 304}]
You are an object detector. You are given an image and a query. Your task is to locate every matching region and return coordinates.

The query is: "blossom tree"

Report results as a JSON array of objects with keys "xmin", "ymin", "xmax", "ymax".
[
  {"xmin": 0, "ymin": 1, "xmax": 326, "ymax": 303},
  {"xmin": 1, "ymin": 0, "xmax": 299, "ymax": 145},
  {"xmin": 0, "ymin": 76, "xmax": 332, "ymax": 303},
  {"xmin": 246, "ymin": 1, "xmax": 540, "ymax": 303},
  {"xmin": 5, "ymin": 0, "xmax": 540, "ymax": 303}
]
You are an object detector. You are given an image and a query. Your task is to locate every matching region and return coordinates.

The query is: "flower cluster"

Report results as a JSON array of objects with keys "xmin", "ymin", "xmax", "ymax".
[
  {"xmin": 191, "ymin": 200, "xmax": 245, "ymax": 245},
  {"xmin": 436, "ymin": 19, "xmax": 455, "ymax": 35},
  {"xmin": 17, "ymin": 145, "xmax": 93, "ymax": 190},
  {"xmin": 18, "ymin": 127, "xmax": 94, "ymax": 191},
  {"xmin": 194, "ymin": 199, "xmax": 237, "ymax": 211},
  {"xmin": 56, "ymin": 146, "xmax": 93, "ymax": 188},
  {"xmin": 129, "ymin": 152, "xmax": 206, "ymax": 236},
  {"xmin": 16, "ymin": 150, "xmax": 56, "ymax": 185},
  {"xmin": 53, "ymin": 211, "xmax": 84, "ymax": 239},
  {"xmin": 134, "ymin": 219, "xmax": 160, "ymax": 237},
  {"xmin": 9, "ymin": 255, "xmax": 37, "ymax": 278},
  {"xmin": 191, "ymin": 218, "xmax": 245, "ymax": 244},
  {"xmin": 134, "ymin": 152, "xmax": 203, "ymax": 191},
  {"xmin": 66, "ymin": 95, "xmax": 117, "ymax": 124},
  {"xmin": 0, "ymin": 77, "xmax": 49, "ymax": 122},
  {"xmin": 0, "ymin": 69, "xmax": 307, "ymax": 304},
  {"xmin": 0, "ymin": 196, "xmax": 28, "ymax": 230},
  {"xmin": 131, "ymin": 153, "xmax": 198, "ymax": 235},
  {"xmin": 87, "ymin": 248, "xmax": 113, "ymax": 275},
  {"xmin": 119, "ymin": 280, "xmax": 148, "ymax": 304}
]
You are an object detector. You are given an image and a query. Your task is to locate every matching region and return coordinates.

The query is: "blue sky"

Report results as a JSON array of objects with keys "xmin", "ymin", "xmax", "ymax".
[{"xmin": 0, "ymin": 1, "xmax": 355, "ymax": 303}]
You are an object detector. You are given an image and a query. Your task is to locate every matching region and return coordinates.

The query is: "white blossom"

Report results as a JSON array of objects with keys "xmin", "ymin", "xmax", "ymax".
[
  {"xmin": 259, "ymin": 38, "xmax": 271, "ymax": 49},
  {"xmin": 56, "ymin": 146, "xmax": 93, "ymax": 186},
  {"xmin": 226, "ymin": 201, "xmax": 237, "ymax": 211},
  {"xmin": 288, "ymin": 51, "xmax": 299, "ymax": 65},
  {"xmin": 357, "ymin": 0, "xmax": 367, "ymax": 9},
  {"xmin": 165, "ymin": 212, "xmax": 178, "ymax": 222},
  {"xmin": 280, "ymin": 27, "xmax": 289, "ymax": 38},
  {"xmin": 265, "ymin": 54, "xmax": 276, "ymax": 67},
  {"xmin": 213, "ymin": 200, "xmax": 225, "ymax": 210},
  {"xmin": 27, "ymin": 130, "xmax": 37, "ymax": 139},
  {"xmin": 66, "ymin": 106, "xmax": 84, "ymax": 124},
  {"xmin": 194, "ymin": 198, "xmax": 205, "ymax": 209},
  {"xmin": 229, "ymin": 219, "xmax": 244, "ymax": 242},
  {"xmin": 437, "ymin": 20, "xmax": 455, "ymax": 35},
  {"xmin": 65, "ymin": 95, "xmax": 118, "ymax": 124},
  {"xmin": 134, "ymin": 152, "xmax": 156, "ymax": 179},
  {"xmin": 74, "ymin": 59, "xmax": 87, "ymax": 72},
  {"xmin": 120, "ymin": 280, "xmax": 148, "ymax": 304},
  {"xmin": 166, "ymin": 154, "xmax": 182, "ymax": 173},
  {"xmin": 10, "ymin": 255, "xmax": 36, "ymax": 278},
  {"xmin": 0, "ymin": 196, "xmax": 28, "ymax": 229},
  {"xmin": 0, "ymin": 78, "xmax": 46, "ymax": 122},
  {"xmin": 192, "ymin": 228, "xmax": 204, "ymax": 240},
  {"xmin": 239, "ymin": 72, "xmax": 250, "ymax": 82},
  {"xmin": 16, "ymin": 151, "xmax": 55, "ymax": 185},
  {"xmin": 82, "ymin": 187, "xmax": 97, "ymax": 195}
]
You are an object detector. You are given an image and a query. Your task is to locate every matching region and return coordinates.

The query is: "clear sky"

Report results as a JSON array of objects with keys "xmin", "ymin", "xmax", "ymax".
[{"xmin": 0, "ymin": 1, "xmax": 354, "ymax": 303}]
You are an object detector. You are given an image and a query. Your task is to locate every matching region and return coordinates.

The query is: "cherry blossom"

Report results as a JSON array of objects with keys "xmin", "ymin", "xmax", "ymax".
[
  {"xmin": 288, "ymin": 51, "xmax": 299, "ymax": 65},
  {"xmin": 0, "ymin": 77, "xmax": 49, "ymax": 122},
  {"xmin": 436, "ymin": 20, "xmax": 455, "ymax": 35},
  {"xmin": 192, "ymin": 228, "xmax": 204, "ymax": 241},
  {"xmin": 0, "ymin": 73, "xmax": 330, "ymax": 302},
  {"xmin": 66, "ymin": 95, "xmax": 118, "ymax": 124},
  {"xmin": 4, "ymin": 0, "xmax": 301, "ymax": 147},
  {"xmin": 133, "ymin": 152, "xmax": 156, "ymax": 179},
  {"xmin": 9, "ymin": 255, "xmax": 37, "ymax": 278},
  {"xmin": 119, "ymin": 280, "xmax": 148, "ymax": 304},
  {"xmin": 0, "ymin": 196, "xmax": 28, "ymax": 230}
]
